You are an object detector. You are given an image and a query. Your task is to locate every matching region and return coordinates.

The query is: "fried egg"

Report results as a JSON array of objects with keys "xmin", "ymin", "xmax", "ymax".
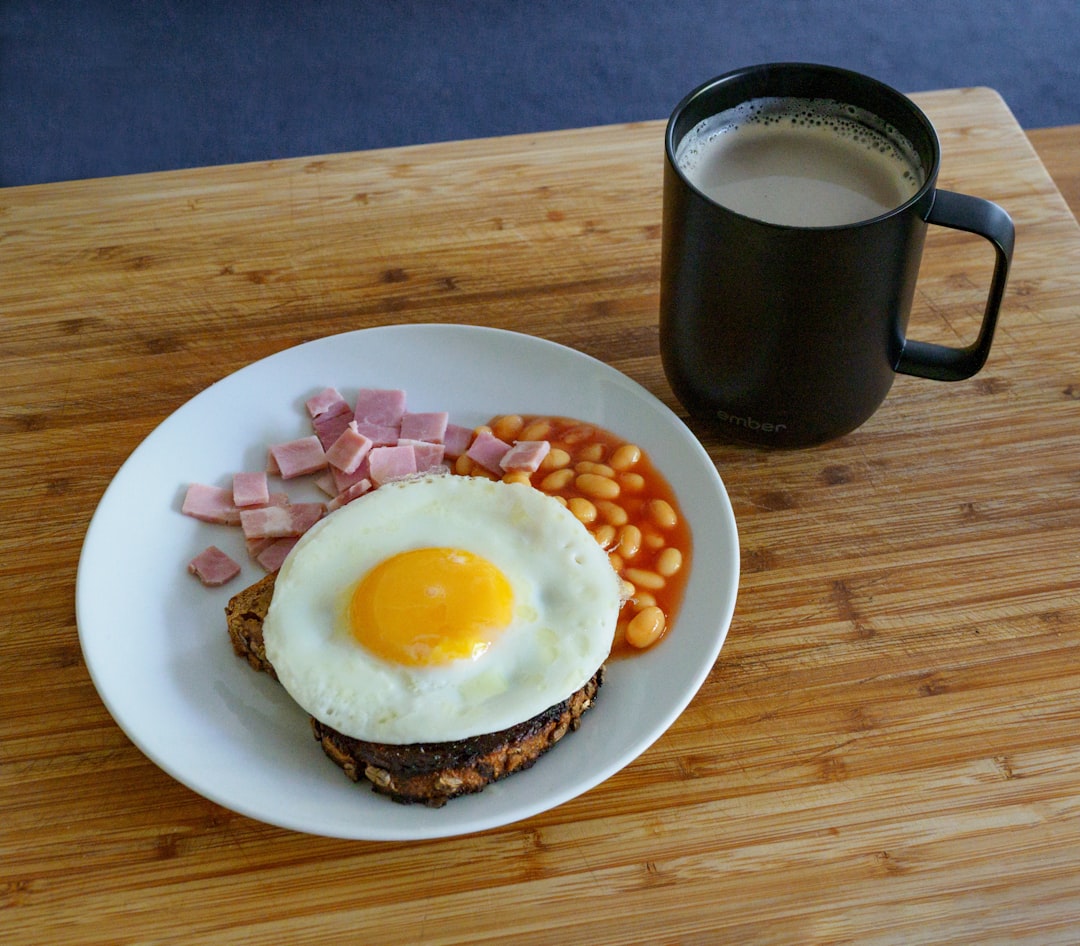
[{"xmin": 262, "ymin": 473, "xmax": 622, "ymax": 744}]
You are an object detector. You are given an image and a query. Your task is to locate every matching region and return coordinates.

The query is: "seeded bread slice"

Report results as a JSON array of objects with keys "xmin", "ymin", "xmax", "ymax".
[
  {"xmin": 224, "ymin": 574, "xmax": 604, "ymax": 807},
  {"xmin": 225, "ymin": 572, "xmax": 278, "ymax": 678}
]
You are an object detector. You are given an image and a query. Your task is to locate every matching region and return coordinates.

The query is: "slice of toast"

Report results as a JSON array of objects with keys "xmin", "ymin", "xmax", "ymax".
[{"xmin": 225, "ymin": 574, "xmax": 604, "ymax": 807}]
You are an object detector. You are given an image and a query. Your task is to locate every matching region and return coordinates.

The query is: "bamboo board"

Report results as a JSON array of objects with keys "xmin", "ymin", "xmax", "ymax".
[{"xmin": 1, "ymin": 88, "xmax": 1079, "ymax": 944}]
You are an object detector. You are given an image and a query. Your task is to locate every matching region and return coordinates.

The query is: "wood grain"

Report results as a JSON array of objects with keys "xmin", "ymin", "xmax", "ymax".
[{"xmin": 2, "ymin": 89, "xmax": 1079, "ymax": 945}]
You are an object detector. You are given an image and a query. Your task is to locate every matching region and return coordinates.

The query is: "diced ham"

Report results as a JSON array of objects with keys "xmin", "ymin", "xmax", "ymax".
[
  {"xmin": 313, "ymin": 409, "xmax": 354, "ymax": 450},
  {"xmin": 368, "ymin": 444, "xmax": 418, "ymax": 486},
  {"xmin": 354, "ymin": 421, "xmax": 400, "ymax": 446},
  {"xmin": 232, "ymin": 471, "xmax": 270, "ymax": 507},
  {"xmin": 269, "ymin": 436, "xmax": 328, "ymax": 479},
  {"xmin": 324, "ymin": 421, "xmax": 373, "ymax": 474},
  {"xmin": 331, "ymin": 455, "xmax": 371, "ymax": 493},
  {"xmin": 399, "ymin": 439, "xmax": 446, "ymax": 473},
  {"xmin": 500, "ymin": 440, "xmax": 551, "ymax": 473},
  {"xmin": 239, "ymin": 502, "xmax": 325, "ymax": 539},
  {"xmin": 306, "ymin": 387, "xmax": 350, "ymax": 420},
  {"xmin": 442, "ymin": 423, "xmax": 474, "ymax": 459},
  {"xmin": 188, "ymin": 546, "xmax": 242, "ymax": 586},
  {"xmin": 466, "ymin": 429, "xmax": 511, "ymax": 474},
  {"xmin": 182, "ymin": 483, "xmax": 241, "ymax": 525},
  {"xmin": 327, "ymin": 478, "xmax": 373, "ymax": 511},
  {"xmin": 313, "ymin": 471, "xmax": 339, "ymax": 497},
  {"xmin": 399, "ymin": 411, "xmax": 449, "ymax": 443},
  {"xmin": 245, "ymin": 535, "xmax": 277, "ymax": 559},
  {"xmin": 355, "ymin": 388, "xmax": 406, "ymax": 427},
  {"xmin": 266, "ymin": 449, "xmax": 281, "ymax": 476},
  {"xmin": 256, "ymin": 537, "xmax": 299, "ymax": 573}
]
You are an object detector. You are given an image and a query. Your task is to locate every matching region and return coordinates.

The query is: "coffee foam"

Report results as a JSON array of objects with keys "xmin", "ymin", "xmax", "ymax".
[
  {"xmin": 677, "ymin": 96, "xmax": 924, "ymax": 186},
  {"xmin": 674, "ymin": 97, "xmax": 927, "ymax": 227}
]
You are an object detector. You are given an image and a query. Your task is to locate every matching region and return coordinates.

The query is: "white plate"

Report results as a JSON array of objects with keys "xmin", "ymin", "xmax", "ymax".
[{"xmin": 76, "ymin": 324, "xmax": 739, "ymax": 840}]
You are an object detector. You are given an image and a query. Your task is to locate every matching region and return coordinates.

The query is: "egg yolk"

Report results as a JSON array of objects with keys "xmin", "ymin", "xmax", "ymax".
[{"xmin": 349, "ymin": 547, "xmax": 514, "ymax": 666}]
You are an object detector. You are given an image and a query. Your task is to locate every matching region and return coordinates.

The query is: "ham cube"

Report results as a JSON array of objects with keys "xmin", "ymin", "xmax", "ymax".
[
  {"xmin": 313, "ymin": 471, "xmax": 339, "ymax": 497},
  {"xmin": 355, "ymin": 388, "xmax": 406, "ymax": 427},
  {"xmin": 399, "ymin": 411, "xmax": 449, "ymax": 443},
  {"xmin": 269, "ymin": 436, "xmax": 328, "ymax": 479},
  {"xmin": 256, "ymin": 537, "xmax": 299, "ymax": 573},
  {"xmin": 239, "ymin": 502, "xmax": 325, "ymax": 539},
  {"xmin": 442, "ymin": 423, "xmax": 474, "ymax": 459},
  {"xmin": 324, "ymin": 421, "xmax": 373, "ymax": 474},
  {"xmin": 354, "ymin": 421, "xmax": 400, "ymax": 446},
  {"xmin": 331, "ymin": 455, "xmax": 371, "ymax": 493},
  {"xmin": 306, "ymin": 387, "xmax": 350, "ymax": 420},
  {"xmin": 182, "ymin": 483, "xmax": 241, "ymax": 525},
  {"xmin": 245, "ymin": 535, "xmax": 277, "ymax": 559},
  {"xmin": 500, "ymin": 440, "xmax": 551, "ymax": 473},
  {"xmin": 232, "ymin": 471, "xmax": 270, "ymax": 507},
  {"xmin": 400, "ymin": 439, "xmax": 446, "ymax": 473},
  {"xmin": 327, "ymin": 478, "xmax": 373, "ymax": 511},
  {"xmin": 313, "ymin": 409, "xmax": 354, "ymax": 450},
  {"xmin": 466, "ymin": 429, "xmax": 511, "ymax": 474},
  {"xmin": 368, "ymin": 444, "xmax": 418, "ymax": 486},
  {"xmin": 188, "ymin": 546, "xmax": 242, "ymax": 586}
]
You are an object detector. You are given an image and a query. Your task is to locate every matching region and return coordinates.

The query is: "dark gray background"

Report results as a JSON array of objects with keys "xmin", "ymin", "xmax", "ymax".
[{"xmin": 3, "ymin": 0, "xmax": 1077, "ymax": 187}]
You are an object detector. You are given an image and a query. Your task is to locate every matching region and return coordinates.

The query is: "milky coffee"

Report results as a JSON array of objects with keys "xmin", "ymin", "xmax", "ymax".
[{"xmin": 676, "ymin": 97, "xmax": 925, "ymax": 227}]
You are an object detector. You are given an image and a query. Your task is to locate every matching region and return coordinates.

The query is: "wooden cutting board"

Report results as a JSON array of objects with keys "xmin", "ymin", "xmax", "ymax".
[{"xmin": 1, "ymin": 88, "xmax": 1079, "ymax": 944}]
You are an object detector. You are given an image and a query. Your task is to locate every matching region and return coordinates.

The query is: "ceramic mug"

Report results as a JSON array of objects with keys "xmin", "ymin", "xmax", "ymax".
[{"xmin": 660, "ymin": 62, "xmax": 1015, "ymax": 448}]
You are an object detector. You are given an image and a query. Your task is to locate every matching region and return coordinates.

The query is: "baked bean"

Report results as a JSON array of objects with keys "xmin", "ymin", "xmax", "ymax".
[
  {"xmin": 644, "ymin": 531, "xmax": 665, "ymax": 550},
  {"xmin": 619, "ymin": 578, "xmax": 636, "ymax": 599},
  {"xmin": 595, "ymin": 500, "xmax": 628, "ymax": 526},
  {"xmin": 577, "ymin": 442, "xmax": 606, "ymax": 462},
  {"xmin": 647, "ymin": 498, "xmax": 678, "ymax": 529},
  {"xmin": 632, "ymin": 592, "xmax": 657, "ymax": 610},
  {"xmin": 609, "ymin": 443, "xmax": 642, "ymax": 471},
  {"xmin": 492, "ymin": 414, "xmax": 524, "ymax": 441},
  {"xmin": 618, "ymin": 472, "xmax": 645, "ymax": 493},
  {"xmin": 568, "ymin": 497, "xmax": 597, "ymax": 524},
  {"xmin": 541, "ymin": 468, "xmax": 574, "ymax": 491},
  {"xmin": 656, "ymin": 547, "xmax": 683, "ymax": 577},
  {"xmin": 593, "ymin": 524, "xmax": 617, "ymax": 548},
  {"xmin": 617, "ymin": 524, "xmax": 642, "ymax": 559},
  {"xmin": 609, "ymin": 552, "xmax": 625, "ymax": 574},
  {"xmin": 562, "ymin": 424, "xmax": 595, "ymax": 444},
  {"xmin": 539, "ymin": 447, "xmax": 571, "ymax": 471},
  {"xmin": 626, "ymin": 606, "xmax": 666, "ymax": 648},
  {"xmin": 624, "ymin": 567, "xmax": 665, "ymax": 590},
  {"xmin": 502, "ymin": 471, "xmax": 531, "ymax": 486},
  {"xmin": 454, "ymin": 454, "xmax": 472, "ymax": 476},
  {"xmin": 576, "ymin": 472, "xmax": 620, "ymax": 499},
  {"xmin": 520, "ymin": 420, "xmax": 553, "ymax": 441},
  {"xmin": 575, "ymin": 460, "xmax": 616, "ymax": 477}
]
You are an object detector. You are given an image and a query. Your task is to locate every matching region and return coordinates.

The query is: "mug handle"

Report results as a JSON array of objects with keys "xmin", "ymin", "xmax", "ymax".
[{"xmin": 895, "ymin": 190, "xmax": 1015, "ymax": 381}]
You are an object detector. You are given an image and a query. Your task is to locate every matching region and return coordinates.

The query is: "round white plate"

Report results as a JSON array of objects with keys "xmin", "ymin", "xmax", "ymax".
[{"xmin": 76, "ymin": 324, "xmax": 739, "ymax": 840}]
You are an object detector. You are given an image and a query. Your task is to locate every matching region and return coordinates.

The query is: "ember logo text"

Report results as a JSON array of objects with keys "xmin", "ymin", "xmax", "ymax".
[{"xmin": 716, "ymin": 410, "xmax": 788, "ymax": 433}]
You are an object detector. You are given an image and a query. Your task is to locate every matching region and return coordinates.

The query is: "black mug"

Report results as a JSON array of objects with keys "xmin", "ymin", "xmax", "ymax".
[{"xmin": 660, "ymin": 63, "xmax": 1015, "ymax": 448}]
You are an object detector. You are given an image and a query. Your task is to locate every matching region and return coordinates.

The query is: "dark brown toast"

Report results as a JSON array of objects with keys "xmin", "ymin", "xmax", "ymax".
[{"xmin": 225, "ymin": 573, "xmax": 604, "ymax": 807}]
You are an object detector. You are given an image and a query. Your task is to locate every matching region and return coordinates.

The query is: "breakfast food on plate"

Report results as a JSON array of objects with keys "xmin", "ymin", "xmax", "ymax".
[
  {"xmin": 264, "ymin": 474, "xmax": 620, "ymax": 743},
  {"xmin": 228, "ymin": 572, "xmax": 605, "ymax": 806},
  {"xmin": 185, "ymin": 386, "xmax": 692, "ymax": 805},
  {"xmin": 227, "ymin": 474, "xmax": 620, "ymax": 806}
]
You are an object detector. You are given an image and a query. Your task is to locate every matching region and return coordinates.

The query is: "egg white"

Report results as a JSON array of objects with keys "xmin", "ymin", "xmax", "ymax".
[{"xmin": 262, "ymin": 473, "xmax": 622, "ymax": 744}]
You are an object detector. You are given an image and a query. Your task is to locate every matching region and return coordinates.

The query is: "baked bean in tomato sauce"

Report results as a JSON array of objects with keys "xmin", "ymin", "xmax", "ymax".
[{"xmin": 453, "ymin": 415, "xmax": 691, "ymax": 655}]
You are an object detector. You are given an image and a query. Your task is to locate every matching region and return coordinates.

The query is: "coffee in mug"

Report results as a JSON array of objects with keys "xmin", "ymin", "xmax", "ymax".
[
  {"xmin": 675, "ymin": 98, "xmax": 923, "ymax": 227},
  {"xmin": 659, "ymin": 63, "xmax": 1015, "ymax": 448}
]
